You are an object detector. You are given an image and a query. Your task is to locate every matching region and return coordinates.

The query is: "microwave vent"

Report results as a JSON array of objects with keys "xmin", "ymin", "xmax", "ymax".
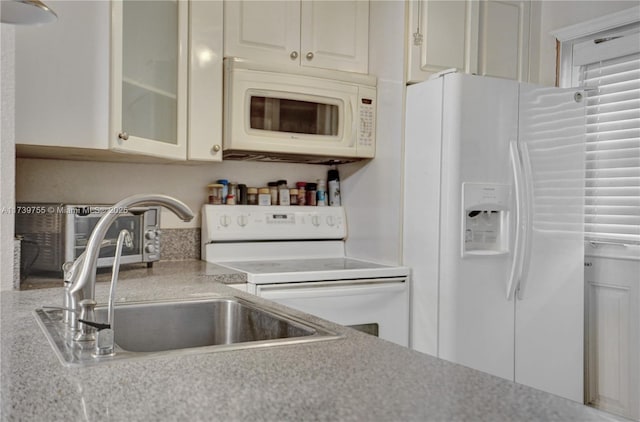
[{"xmin": 223, "ymin": 150, "xmax": 365, "ymax": 165}]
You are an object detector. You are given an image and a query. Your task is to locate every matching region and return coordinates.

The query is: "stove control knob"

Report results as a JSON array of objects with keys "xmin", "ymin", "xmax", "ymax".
[
  {"xmin": 237, "ymin": 215, "xmax": 248, "ymax": 227},
  {"xmin": 311, "ymin": 215, "xmax": 320, "ymax": 227},
  {"xmin": 145, "ymin": 230, "xmax": 157, "ymax": 240},
  {"xmin": 145, "ymin": 244, "xmax": 156, "ymax": 254},
  {"xmin": 219, "ymin": 215, "xmax": 231, "ymax": 227},
  {"xmin": 326, "ymin": 216, "xmax": 335, "ymax": 226}
]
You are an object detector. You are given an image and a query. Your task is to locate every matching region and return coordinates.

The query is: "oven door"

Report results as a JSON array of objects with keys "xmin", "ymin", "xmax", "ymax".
[{"xmin": 254, "ymin": 278, "xmax": 409, "ymax": 347}]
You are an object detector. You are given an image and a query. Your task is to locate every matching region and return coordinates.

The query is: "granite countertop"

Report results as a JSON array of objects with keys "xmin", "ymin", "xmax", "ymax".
[{"xmin": 0, "ymin": 262, "xmax": 628, "ymax": 421}]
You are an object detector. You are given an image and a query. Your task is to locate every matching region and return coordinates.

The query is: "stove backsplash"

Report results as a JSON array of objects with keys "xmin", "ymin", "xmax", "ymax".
[{"xmin": 160, "ymin": 228, "xmax": 201, "ymax": 261}]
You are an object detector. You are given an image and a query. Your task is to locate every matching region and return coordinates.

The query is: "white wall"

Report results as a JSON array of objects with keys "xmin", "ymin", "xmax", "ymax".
[
  {"xmin": 536, "ymin": 0, "xmax": 636, "ymax": 86},
  {"xmin": 341, "ymin": 0, "xmax": 405, "ymax": 265},
  {"xmin": 1, "ymin": 26, "xmax": 16, "ymax": 292},
  {"xmin": 16, "ymin": 158, "xmax": 328, "ymax": 228}
]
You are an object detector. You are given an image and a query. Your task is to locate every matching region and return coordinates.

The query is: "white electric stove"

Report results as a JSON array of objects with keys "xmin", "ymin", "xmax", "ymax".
[{"xmin": 201, "ymin": 205, "xmax": 409, "ymax": 346}]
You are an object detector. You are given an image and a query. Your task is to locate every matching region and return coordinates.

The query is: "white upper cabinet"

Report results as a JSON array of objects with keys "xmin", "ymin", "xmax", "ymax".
[
  {"xmin": 15, "ymin": 1, "xmax": 111, "ymax": 151},
  {"xmin": 406, "ymin": 0, "xmax": 479, "ymax": 80},
  {"xmin": 299, "ymin": 1, "xmax": 369, "ymax": 73},
  {"xmin": 15, "ymin": 0, "xmax": 223, "ymax": 162},
  {"xmin": 110, "ymin": 0, "xmax": 188, "ymax": 159},
  {"xmin": 187, "ymin": 0, "xmax": 224, "ymax": 161},
  {"xmin": 224, "ymin": 0, "xmax": 369, "ymax": 74},
  {"xmin": 407, "ymin": 0, "xmax": 530, "ymax": 83},
  {"xmin": 477, "ymin": 0, "xmax": 530, "ymax": 81}
]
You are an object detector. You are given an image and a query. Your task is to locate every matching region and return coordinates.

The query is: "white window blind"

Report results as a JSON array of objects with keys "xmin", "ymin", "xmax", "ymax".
[{"xmin": 579, "ymin": 49, "xmax": 640, "ymax": 245}]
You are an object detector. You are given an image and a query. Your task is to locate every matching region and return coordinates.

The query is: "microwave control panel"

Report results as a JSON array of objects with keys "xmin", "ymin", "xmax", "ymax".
[{"xmin": 357, "ymin": 86, "xmax": 376, "ymax": 157}]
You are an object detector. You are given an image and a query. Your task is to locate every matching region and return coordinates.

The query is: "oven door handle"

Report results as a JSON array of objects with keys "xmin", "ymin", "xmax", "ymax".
[{"xmin": 257, "ymin": 280, "xmax": 407, "ymax": 300}]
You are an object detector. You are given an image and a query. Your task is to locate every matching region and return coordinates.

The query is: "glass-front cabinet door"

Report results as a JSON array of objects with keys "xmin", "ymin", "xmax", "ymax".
[{"xmin": 110, "ymin": 0, "xmax": 188, "ymax": 159}]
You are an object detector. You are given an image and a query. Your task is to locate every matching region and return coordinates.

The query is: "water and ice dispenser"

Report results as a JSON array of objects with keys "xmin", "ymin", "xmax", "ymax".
[{"xmin": 461, "ymin": 183, "xmax": 510, "ymax": 257}]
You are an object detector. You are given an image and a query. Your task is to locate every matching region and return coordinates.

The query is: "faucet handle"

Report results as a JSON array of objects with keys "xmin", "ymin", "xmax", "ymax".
[
  {"xmin": 77, "ymin": 319, "xmax": 110, "ymax": 331},
  {"xmin": 62, "ymin": 261, "xmax": 75, "ymax": 282}
]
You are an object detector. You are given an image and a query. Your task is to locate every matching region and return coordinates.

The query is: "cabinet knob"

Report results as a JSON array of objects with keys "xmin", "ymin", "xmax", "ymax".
[
  {"xmin": 212, "ymin": 144, "xmax": 221, "ymax": 153},
  {"xmin": 118, "ymin": 132, "xmax": 129, "ymax": 141},
  {"xmin": 290, "ymin": 51, "xmax": 299, "ymax": 60},
  {"xmin": 306, "ymin": 52, "xmax": 314, "ymax": 60}
]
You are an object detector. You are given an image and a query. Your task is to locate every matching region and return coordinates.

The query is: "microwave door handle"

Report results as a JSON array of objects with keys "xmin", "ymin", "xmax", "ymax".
[{"xmin": 348, "ymin": 98, "xmax": 356, "ymax": 147}]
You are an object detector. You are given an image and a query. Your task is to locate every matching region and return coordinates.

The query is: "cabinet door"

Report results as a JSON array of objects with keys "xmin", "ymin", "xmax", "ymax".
[
  {"xmin": 477, "ymin": 0, "xmax": 530, "ymax": 81},
  {"xmin": 188, "ymin": 0, "xmax": 223, "ymax": 162},
  {"xmin": 224, "ymin": 1, "xmax": 301, "ymax": 66},
  {"xmin": 585, "ymin": 256, "xmax": 640, "ymax": 420},
  {"xmin": 407, "ymin": 0, "xmax": 479, "ymax": 83},
  {"xmin": 15, "ymin": 0, "xmax": 110, "ymax": 149},
  {"xmin": 300, "ymin": 1, "xmax": 369, "ymax": 73},
  {"xmin": 110, "ymin": 0, "xmax": 188, "ymax": 159}
]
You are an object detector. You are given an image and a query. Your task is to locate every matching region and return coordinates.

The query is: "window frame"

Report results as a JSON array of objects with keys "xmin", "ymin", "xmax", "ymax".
[{"xmin": 555, "ymin": 8, "xmax": 640, "ymax": 261}]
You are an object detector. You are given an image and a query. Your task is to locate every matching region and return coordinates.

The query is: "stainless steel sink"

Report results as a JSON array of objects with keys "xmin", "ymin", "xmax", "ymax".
[{"xmin": 35, "ymin": 296, "xmax": 341, "ymax": 367}]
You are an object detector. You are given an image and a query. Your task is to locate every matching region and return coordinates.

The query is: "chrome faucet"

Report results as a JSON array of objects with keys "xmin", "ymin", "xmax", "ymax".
[
  {"xmin": 77, "ymin": 229, "xmax": 133, "ymax": 355},
  {"xmin": 64, "ymin": 194, "xmax": 194, "ymax": 331}
]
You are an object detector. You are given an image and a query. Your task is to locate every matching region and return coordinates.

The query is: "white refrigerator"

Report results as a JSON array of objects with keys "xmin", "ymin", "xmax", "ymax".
[{"xmin": 404, "ymin": 72, "xmax": 586, "ymax": 402}]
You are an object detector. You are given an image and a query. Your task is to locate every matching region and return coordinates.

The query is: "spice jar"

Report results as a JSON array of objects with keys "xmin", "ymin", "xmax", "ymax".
[
  {"xmin": 278, "ymin": 180, "xmax": 290, "ymax": 206},
  {"xmin": 227, "ymin": 183, "xmax": 238, "ymax": 205},
  {"xmin": 306, "ymin": 182, "xmax": 317, "ymax": 206},
  {"xmin": 290, "ymin": 188, "xmax": 299, "ymax": 205},
  {"xmin": 217, "ymin": 179, "xmax": 229, "ymax": 204},
  {"xmin": 328, "ymin": 168, "xmax": 341, "ymax": 206},
  {"xmin": 316, "ymin": 179, "xmax": 327, "ymax": 206},
  {"xmin": 268, "ymin": 182, "xmax": 278, "ymax": 205},
  {"xmin": 237, "ymin": 184, "xmax": 247, "ymax": 205},
  {"xmin": 258, "ymin": 188, "xmax": 272, "ymax": 206},
  {"xmin": 296, "ymin": 182, "xmax": 307, "ymax": 206},
  {"xmin": 207, "ymin": 183, "xmax": 224, "ymax": 205},
  {"xmin": 247, "ymin": 188, "xmax": 258, "ymax": 205}
]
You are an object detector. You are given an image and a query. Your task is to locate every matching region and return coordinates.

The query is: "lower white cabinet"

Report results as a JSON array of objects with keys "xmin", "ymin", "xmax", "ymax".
[{"xmin": 585, "ymin": 255, "xmax": 640, "ymax": 421}]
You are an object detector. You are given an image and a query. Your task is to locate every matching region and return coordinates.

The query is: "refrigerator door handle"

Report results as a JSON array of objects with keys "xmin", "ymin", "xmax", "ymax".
[
  {"xmin": 507, "ymin": 141, "xmax": 524, "ymax": 300},
  {"xmin": 516, "ymin": 141, "xmax": 534, "ymax": 300}
]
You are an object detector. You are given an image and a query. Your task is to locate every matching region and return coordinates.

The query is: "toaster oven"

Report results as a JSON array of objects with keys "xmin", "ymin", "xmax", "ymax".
[{"xmin": 15, "ymin": 203, "xmax": 161, "ymax": 274}]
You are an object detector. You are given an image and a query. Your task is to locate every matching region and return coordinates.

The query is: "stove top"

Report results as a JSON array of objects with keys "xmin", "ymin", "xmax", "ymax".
[
  {"xmin": 217, "ymin": 257, "xmax": 409, "ymax": 284},
  {"xmin": 202, "ymin": 205, "xmax": 408, "ymax": 284}
]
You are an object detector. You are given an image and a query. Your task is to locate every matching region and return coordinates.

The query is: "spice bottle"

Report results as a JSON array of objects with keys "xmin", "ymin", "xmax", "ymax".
[
  {"xmin": 290, "ymin": 188, "xmax": 299, "ymax": 205},
  {"xmin": 247, "ymin": 187, "xmax": 258, "ymax": 205},
  {"xmin": 217, "ymin": 179, "xmax": 229, "ymax": 204},
  {"xmin": 207, "ymin": 183, "xmax": 224, "ymax": 205},
  {"xmin": 258, "ymin": 188, "xmax": 271, "ymax": 206},
  {"xmin": 328, "ymin": 169, "xmax": 341, "ymax": 206},
  {"xmin": 238, "ymin": 184, "xmax": 248, "ymax": 205},
  {"xmin": 306, "ymin": 183, "xmax": 317, "ymax": 206},
  {"xmin": 296, "ymin": 182, "xmax": 307, "ymax": 206},
  {"xmin": 277, "ymin": 180, "xmax": 290, "ymax": 206},
  {"xmin": 268, "ymin": 182, "xmax": 278, "ymax": 205},
  {"xmin": 227, "ymin": 183, "xmax": 238, "ymax": 205},
  {"xmin": 316, "ymin": 179, "xmax": 327, "ymax": 206}
]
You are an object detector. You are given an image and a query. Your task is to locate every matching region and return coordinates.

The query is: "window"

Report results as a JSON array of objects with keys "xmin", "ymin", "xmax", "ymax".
[{"xmin": 558, "ymin": 20, "xmax": 640, "ymax": 250}]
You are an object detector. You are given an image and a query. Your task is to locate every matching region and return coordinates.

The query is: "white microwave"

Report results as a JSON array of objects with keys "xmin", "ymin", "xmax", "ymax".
[{"xmin": 223, "ymin": 58, "xmax": 376, "ymax": 164}]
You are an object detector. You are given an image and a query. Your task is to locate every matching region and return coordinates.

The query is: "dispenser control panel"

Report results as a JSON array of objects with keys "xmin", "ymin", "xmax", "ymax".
[{"xmin": 461, "ymin": 183, "xmax": 510, "ymax": 257}]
